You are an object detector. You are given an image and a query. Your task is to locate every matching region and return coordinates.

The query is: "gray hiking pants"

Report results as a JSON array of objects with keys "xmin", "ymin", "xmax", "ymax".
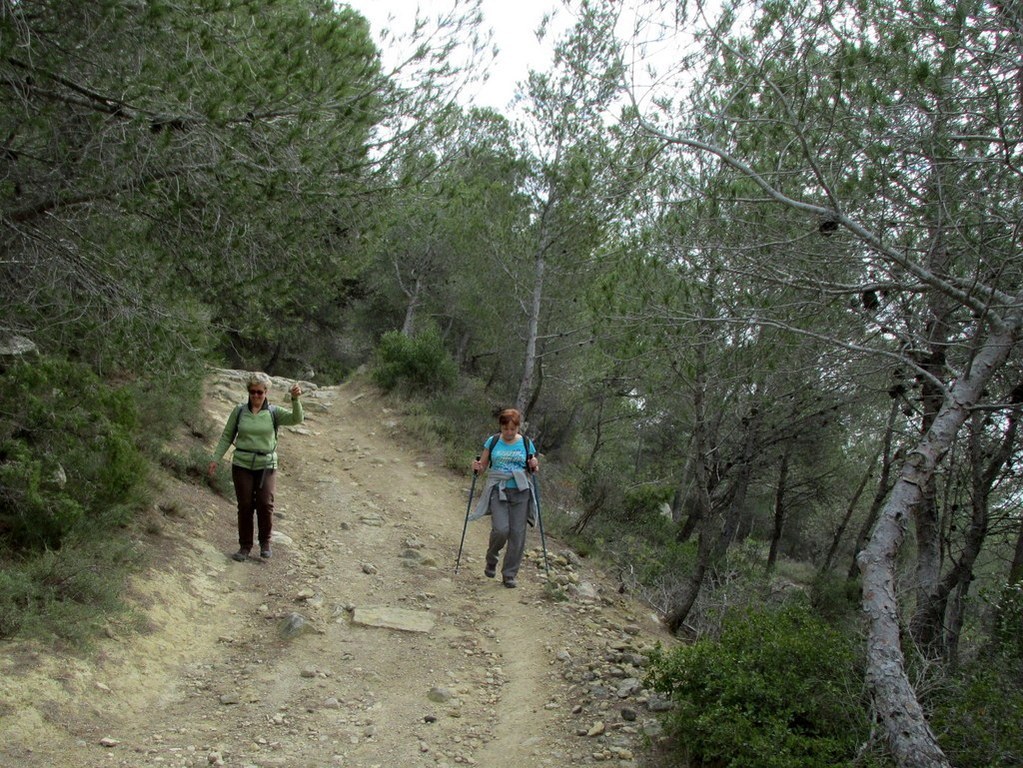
[{"xmin": 485, "ymin": 485, "xmax": 531, "ymax": 580}]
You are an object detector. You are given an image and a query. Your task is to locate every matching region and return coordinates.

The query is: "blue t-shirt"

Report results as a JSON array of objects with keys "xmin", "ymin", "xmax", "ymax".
[{"xmin": 486, "ymin": 435, "xmax": 528, "ymax": 489}]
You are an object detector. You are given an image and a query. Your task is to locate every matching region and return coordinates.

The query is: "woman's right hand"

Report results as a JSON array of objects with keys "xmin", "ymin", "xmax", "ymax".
[
  {"xmin": 207, "ymin": 461, "xmax": 217, "ymax": 477},
  {"xmin": 471, "ymin": 458, "xmax": 483, "ymax": 473}
]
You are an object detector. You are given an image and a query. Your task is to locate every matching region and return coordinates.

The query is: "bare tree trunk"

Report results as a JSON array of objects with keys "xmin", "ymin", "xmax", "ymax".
[
  {"xmin": 587, "ymin": 397, "xmax": 606, "ymax": 469},
  {"xmin": 998, "ymin": 388, "xmax": 1023, "ymax": 590},
  {"xmin": 666, "ymin": 529, "xmax": 711, "ymax": 635},
  {"xmin": 945, "ymin": 579, "xmax": 969, "ymax": 667},
  {"xmin": 666, "ymin": 377, "xmax": 714, "ymax": 632},
  {"xmin": 912, "ymin": 403, "xmax": 1018, "ymax": 659},
  {"xmin": 669, "ymin": 484, "xmax": 684, "ymax": 524},
  {"xmin": 400, "ymin": 275, "xmax": 422, "ymax": 337},
  {"xmin": 455, "ymin": 331, "xmax": 471, "ymax": 368},
  {"xmin": 766, "ymin": 449, "xmax": 790, "ymax": 575},
  {"xmin": 667, "ymin": 477, "xmax": 749, "ymax": 634},
  {"xmin": 911, "ymin": 363, "xmax": 945, "ymax": 652},
  {"xmin": 858, "ymin": 322, "xmax": 1018, "ymax": 768},
  {"xmin": 524, "ymin": 359, "xmax": 543, "ymax": 421},
  {"xmin": 1010, "ymin": 520, "xmax": 1023, "ymax": 585},
  {"xmin": 821, "ymin": 441, "xmax": 879, "ymax": 575},
  {"xmin": 848, "ymin": 401, "xmax": 899, "ymax": 580},
  {"xmin": 911, "ymin": 484, "xmax": 987, "ymax": 661},
  {"xmin": 264, "ymin": 338, "xmax": 282, "ymax": 374},
  {"xmin": 515, "ymin": 245, "xmax": 545, "ymax": 415},
  {"xmin": 666, "ymin": 410, "xmax": 755, "ymax": 633},
  {"xmin": 570, "ymin": 498, "xmax": 602, "ymax": 536},
  {"xmin": 677, "ymin": 505, "xmax": 702, "ymax": 543},
  {"xmin": 910, "ymin": 225, "xmax": 955, "ymax": 653},
  {"xmin": 911, "ymin": 478, "xmax": 943, "ymax": 653}
]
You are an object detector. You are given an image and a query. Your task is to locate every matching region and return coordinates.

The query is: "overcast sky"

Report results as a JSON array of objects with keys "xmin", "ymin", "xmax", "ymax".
[{"xmin": 342, "ymin": 0, "xmax": 573, "ymax": 113}]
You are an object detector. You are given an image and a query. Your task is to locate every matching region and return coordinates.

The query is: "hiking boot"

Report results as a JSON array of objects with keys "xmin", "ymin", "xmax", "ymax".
[
  {"xmin": 503, "ymin": 578, "xmax": 517, "ymax": 588},
  {"xmin": 260, "ymin": 546, "xmax": 272, "ymax": 559},
  {"xmin": 231, "ymin": 548, "xmax": 250, "ymax": 562},
  {"xmin": 484, "ymin": 566, "xmax": 496, "ymax": 578}
]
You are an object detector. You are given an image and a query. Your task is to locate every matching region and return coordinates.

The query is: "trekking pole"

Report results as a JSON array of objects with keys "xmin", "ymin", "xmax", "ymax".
[
  {"xmin": 455, "ymin": 459, "xmax": 479, "ymax": 574},
  {"xmin": 527, "ymin": 447, "xmax": 550, "ymax": 577}
]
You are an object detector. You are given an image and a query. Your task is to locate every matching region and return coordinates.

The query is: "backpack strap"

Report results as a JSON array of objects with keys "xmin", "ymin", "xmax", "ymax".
[
  {"xmin": 230, "ymin": 403, "xmax": 245, "ymax": 445},
  {"xmin": 486, "ymin": 433, "xmax": 533, "ymax": 469},
  {"xmin": 231, "ymin": 402, "xmax": 279, "ymax": 446}
]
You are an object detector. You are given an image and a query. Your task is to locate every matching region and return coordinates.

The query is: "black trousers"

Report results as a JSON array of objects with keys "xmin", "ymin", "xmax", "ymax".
[{"xmin": 231, "ymin": 465, "xmax": 276, "ymax": 550}]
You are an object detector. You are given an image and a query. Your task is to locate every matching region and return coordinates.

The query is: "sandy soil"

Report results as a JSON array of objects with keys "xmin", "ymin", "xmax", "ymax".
[{"xmin": 0, "ymin": 370, "xmax": 675, "ymax": 768}]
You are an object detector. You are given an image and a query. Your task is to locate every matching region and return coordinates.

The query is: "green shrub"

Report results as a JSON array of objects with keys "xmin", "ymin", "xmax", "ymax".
[
  {"xmin": 0, "ymin": 564, "xmax": 34, "ymax": 638},
  {"xmin": 371, "ymin": 328, "xmax": 457, "ymax": 393},
  {"xmin": 0, "ymin": 440, "xmax": 86, "ymax": 550},
  {"xmin": 645, "ymin": 603, "xmax": 870, "ymax": 768},
  {"xmin": 0, "ymin": 532, "xmax": 140, "ymax": 645},
  {"xmin": 992, "ymin": 580, "xmax": 1023, "ymax": 660},
  {"xmin": 609, "ymin": 533, "xmax": 695, "ymax": 587},
  {"xmin": 622, "ymin": 484, "xmax": 674, "ymax": 520},
  {"xmin": 576, "ymin": 458, "xmax": 627, "ymax": 525},
  {"xmin": 0, "ymin": 357, "xmax": 150, "ymax": 551},
  {"xmin": 810, "ymin": 572, "xmax": 862, "ymax": 623},
  {"xmin": 929, "ymin": 661, "xmax": 1023, "ymax": 767}
]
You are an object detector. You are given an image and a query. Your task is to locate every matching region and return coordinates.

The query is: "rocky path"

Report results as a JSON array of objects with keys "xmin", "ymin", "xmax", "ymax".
[{"xmin": 0, "ymin": 371, "xmax": 674, "ymax": 768}]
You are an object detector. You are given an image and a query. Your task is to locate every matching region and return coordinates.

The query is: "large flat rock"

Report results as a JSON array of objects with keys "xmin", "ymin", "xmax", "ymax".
[{"xmin": 351, "ymin": 606, "xmax": 434, "ymax": 633}]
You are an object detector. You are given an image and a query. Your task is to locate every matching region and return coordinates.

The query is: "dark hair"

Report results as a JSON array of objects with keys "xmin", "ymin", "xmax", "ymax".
[{"xmin": 498, "ymin": 408, "xmax": 521, "ymax": 427}]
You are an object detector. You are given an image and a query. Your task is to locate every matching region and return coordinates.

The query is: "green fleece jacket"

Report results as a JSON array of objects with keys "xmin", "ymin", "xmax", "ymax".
[{"xmin": 211, "ymin": 398, "xmax": 304, "ymax": 470}]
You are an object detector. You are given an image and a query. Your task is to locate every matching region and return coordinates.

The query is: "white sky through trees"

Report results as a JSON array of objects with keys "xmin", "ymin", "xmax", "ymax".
[{"xmin": 342, "ymin": 0, "xmax": 571, "ymax": 113}]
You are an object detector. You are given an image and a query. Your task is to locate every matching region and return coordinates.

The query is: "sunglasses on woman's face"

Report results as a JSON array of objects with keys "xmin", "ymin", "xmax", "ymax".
[{"xmin": 249, "ymin": 389, "xmax": 265, "ymax": 395}]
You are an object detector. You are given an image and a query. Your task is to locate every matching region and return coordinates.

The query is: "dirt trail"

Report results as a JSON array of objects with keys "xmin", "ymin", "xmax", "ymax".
[{"xmin": 0, "ymin": 370, "xmax": 673, "ymax": 768}]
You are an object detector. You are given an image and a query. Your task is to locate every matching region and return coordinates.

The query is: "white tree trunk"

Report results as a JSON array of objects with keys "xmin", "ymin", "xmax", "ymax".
[
  {"xmin": 515, "ymin": 248, "xmax": 545, "ymax": 415},
  {"xmin": 858, "ymin": 321, "xmax": 1018, "ymax": 768},
  {"xmin": 400, "ymin": 275, "xmax": 422, "ymax": 337}
]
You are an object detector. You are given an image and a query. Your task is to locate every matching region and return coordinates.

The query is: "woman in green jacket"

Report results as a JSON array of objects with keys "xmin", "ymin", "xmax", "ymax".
[{"xmin": 208, "ymin": 372, "xmax": 303, "ymax": 561}]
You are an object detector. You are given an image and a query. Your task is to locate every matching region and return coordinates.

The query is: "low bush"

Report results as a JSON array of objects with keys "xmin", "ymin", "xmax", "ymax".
[
  {"xmin": 370, "ymin": 374, "xmax": 489, "ymax": 472},
  {"xmin": 645, "ymin": 603, "xmax": 871, "ymax": 768},
  {"xmin": 618, "ymin": 483, "xmax": 670, "ymax": 521},
  {"xmin": 0, "ymin": 355, "xmax": 195, "ymax": 646},
  {"xmin": 0, "ymin": 357, "xmax": 150, "ymax": 552},
  {"xmin": 810, "ymin": 571, "xmax": 862, "ymax": 623},
  {"xmin": 576, "ymin": 458, "xmax": 627, "ymax": 529},
  {"xmin": 992, "ymin": 579, "xmax": 1023, "ymax": 660},
  {"xmin": 0, "ymin": 531, "xmax": 141, "ymax": 645},
  {"xmin": 371, "ymin": 328, "xmax": 457, "ymax": 394},
  {"xmin": 929, "ymin": 659, "xmax": 1023, "ymax": 766}
]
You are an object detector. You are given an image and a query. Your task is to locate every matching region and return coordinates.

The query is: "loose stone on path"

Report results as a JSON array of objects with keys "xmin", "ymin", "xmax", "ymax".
[{"xmin": 350, "ymin": 606, "xmax": 435, "ymax": 633}]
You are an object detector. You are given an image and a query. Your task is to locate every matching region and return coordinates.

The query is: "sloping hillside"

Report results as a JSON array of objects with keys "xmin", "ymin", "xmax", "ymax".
[{"xmin": 0, "ymin": 369, "xmax": 676, "ymax": 768}]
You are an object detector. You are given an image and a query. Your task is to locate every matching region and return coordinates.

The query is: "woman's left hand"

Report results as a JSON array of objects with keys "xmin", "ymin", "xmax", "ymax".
[
  {"xmin": 528, "ymin": 456, "xmax": 539, "ymax": 472},
  {"xmin": 290, "ymin": 383, "xmax": 302, "ymax": 399}
]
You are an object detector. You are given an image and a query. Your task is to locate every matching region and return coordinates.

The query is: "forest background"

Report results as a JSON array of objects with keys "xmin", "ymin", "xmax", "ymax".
[{"xmin": 2, "ymin": 1, "xmax": 1023, "ymax": 767}]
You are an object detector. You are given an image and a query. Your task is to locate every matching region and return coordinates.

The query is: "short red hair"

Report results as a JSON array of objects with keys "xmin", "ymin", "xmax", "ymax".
[{"xmin": 498, "ymin": 408, "xmax": 521, "ymax": 427}]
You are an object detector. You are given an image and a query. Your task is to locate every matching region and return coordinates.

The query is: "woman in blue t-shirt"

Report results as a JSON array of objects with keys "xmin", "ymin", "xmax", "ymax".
[{"xmin": 470, "ymin": 408, "xmax": 539, "ymax": 588}]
